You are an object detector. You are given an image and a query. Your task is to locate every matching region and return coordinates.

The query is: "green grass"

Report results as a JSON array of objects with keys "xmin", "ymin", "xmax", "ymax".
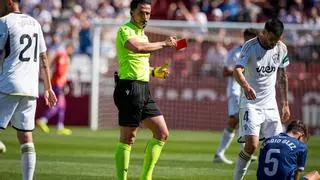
[{"xmin": 0, "ymin": 128, "xmax": 319, "ymax": 180}]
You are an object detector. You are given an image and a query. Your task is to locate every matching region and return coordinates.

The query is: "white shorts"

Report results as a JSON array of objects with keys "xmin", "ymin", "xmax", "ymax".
[
  {"xmin": 0, "ymin": 93, "xmax": 36, "ymax": 131},
  {"xmin": 228, "ymin": 95, "xmax": 240, "ymax": 117},
  {"xmin": 238, "ymin": 107, "xmax": 283, "ymax": 143}
]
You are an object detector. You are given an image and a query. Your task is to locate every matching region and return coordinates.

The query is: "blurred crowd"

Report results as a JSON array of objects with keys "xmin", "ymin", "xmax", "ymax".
[
  {"xmin": 19, "ymin": 0, "xmax": 320, "ymax": 56},
  {"xmin": 18, "ymin": 0, "xmax": 320, "ymax": 84},
  {"xmin": 153, "ymin": 0, "xmax": 320, "ymax": 25}
]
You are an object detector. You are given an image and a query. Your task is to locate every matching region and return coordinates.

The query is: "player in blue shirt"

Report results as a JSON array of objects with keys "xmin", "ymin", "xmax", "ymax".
[{"xmin": 257, "ymin": 120, "xmax": 309, "ymax": 180}]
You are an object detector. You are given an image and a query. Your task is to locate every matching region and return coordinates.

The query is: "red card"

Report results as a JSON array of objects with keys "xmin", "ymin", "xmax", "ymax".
[{"xmin": 176, "ymin": 38, "xmax": 187, "ymax": 51}]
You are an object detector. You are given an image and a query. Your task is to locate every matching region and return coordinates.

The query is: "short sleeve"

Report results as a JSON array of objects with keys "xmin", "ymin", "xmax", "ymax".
[
  {"xmin": 118, "ymin": 26, "xmax": 135, "ymax": 46},
  {"xmin": 236, "ymin": 42, "xmax": 251, "ymax": 67},
  {"xmin": 297, "ymin": 144, "xmax": 307, "ymax": 171},
  {"xmin": 0, "ymin": 18, "xmax": 8, "ymax": 57},
  {"xmin": 279, "ymin": 42, "xmax": 289, "ymax": 68},
  {"xmin": 38, "ymin": 23, "xmax": 47, "ymax": 53},
  {"xmin": 226, "ymin": 48, "xmax": 235, "ymax": 68}
]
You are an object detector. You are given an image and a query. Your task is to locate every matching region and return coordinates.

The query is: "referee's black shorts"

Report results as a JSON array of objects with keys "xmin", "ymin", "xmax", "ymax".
[{"xmin": 113, "ymin": 79, "xmax": 162, "ymax": 127}]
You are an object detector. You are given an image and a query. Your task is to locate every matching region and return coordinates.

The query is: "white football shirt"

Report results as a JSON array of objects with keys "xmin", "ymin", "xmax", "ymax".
[
  {"xmin": 0, "ymin": 13, "xmax": 47, "ymax": 97},
  {"xmin": 237, "ymin": 37, "xmax": 289, "ymax": 109},
  {"xmin": 226, "ymin": 45, "xmax": 242, "ymax": 98}
]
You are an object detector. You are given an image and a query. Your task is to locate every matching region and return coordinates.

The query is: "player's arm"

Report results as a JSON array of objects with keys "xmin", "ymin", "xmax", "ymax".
[
  {"xmin": 277, "ymin": 67, "xmax": 289, "ymax": 105},
  {"xmin": 294, "ymin": 169, "xmax": 303, "ymax": 180},
  {"xmin": 125, "ymin": 37, "xmax": 176, "ymax": 53},
  {"xmin": 223, "ymin": 66, "xmax": 234, "ymax": 77},
  {"xmin": 278, "ymin": 43, "xmax": 290, "ymax": 122},
  {"xmin": 223, "ymin": 47, "xmax": 235, "ymax": 77},
  {"xmin": 40, "ymin": 52, "xmax": 57, "ymax": 107},
  {"xmin": 0, "ymin": 20, "xmax": 8, "ymax": 60},
  {"xmin": 40, "ymin": 52, "xmax": 52, "ymax": 90},
  {"xmin": 234, "ymin": 65, "xmax": 256, "ymax": 100}
]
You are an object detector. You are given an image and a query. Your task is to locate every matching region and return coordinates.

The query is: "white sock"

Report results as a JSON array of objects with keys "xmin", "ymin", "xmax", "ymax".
[
  {"xmin": 21, "ymin": 143, "xmax": 36, "ymax": 180},
  {"xmin": 239, "ymin": 143, "xmax": 245, "ymax": 150},
  {"xmin": 57, "ymin": 123, "xmax": 64, "ymax": 130},
  {"xmin": 216, "ymin": 128, "xmax": 235, "ymax": 156},
  {"xmin": 40, "ymin": 117, "xmax": 48, "ymax": 124},
  {"xmin": 233, "ymin": 150, "xmax": 252, "ymax": 180}
]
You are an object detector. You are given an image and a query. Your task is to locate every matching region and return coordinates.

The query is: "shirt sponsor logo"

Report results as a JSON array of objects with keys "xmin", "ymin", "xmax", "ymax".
[{"xmin": 256, "ymin": 66, "xmax": 276, "ymax": 74}]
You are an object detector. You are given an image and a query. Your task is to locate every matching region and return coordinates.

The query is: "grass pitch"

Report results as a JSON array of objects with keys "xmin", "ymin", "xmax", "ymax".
[{"xmin": 0, "ymin": 128, "xmax": 319, "ymax": 180}]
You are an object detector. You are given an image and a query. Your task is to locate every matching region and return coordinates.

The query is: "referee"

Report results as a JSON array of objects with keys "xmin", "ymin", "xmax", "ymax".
[{"xmin": 113, "ymin": 0, "xmax": 177, "ymax": 180}]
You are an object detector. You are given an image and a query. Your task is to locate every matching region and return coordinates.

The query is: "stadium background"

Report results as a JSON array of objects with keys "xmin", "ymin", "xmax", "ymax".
[
  {"xmin": 1, "ymin": 0, "xmax": 320, "ymax": 179},
  {"xmin": 29, "ymin": 0, "xmax": 320, "ymax": 134}
]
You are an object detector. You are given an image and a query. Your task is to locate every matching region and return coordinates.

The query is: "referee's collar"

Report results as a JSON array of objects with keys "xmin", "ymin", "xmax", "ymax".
[{"xmin": 128, "ymin": 21, "xmax": 143, "ymax": 33}]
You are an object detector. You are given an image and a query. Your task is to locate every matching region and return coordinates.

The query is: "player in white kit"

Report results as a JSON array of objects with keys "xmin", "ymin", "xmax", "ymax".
[
  {"xmin": 0, "ymin": 0, "xmax": 57, "ymax": 180},
  {"xmin": 233, "ymin": 18, "xmax": 290, "ymax": 180},
  {"xmin": 213, "ymin": 28, "xmax": 258, "ymax": 164}
]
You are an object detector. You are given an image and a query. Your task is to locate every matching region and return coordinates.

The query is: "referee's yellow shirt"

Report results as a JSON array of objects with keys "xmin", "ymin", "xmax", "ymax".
[{"xmin": 116, "ymin": 21, "xmax": 151, "ymax": 82}]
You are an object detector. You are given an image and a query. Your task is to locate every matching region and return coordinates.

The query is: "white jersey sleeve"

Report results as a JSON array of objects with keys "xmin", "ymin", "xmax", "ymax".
[
  {"xmin": 226, "ymin": 45, "xmax": 242, "ymax": 97},
  {"xmin": 236, "ymin": 39, "xmax": 255, "ymax": 67},
  {"xmin": 38, "ymin": 24, "xmax": 47, "ymax": 53},
  {"xmin": 278, "ymin": 41, "xmax": 289, "ymax": 68},
  {"xmin": 0, "ymin": 13, "xmax": 46, "ymax": 97}
]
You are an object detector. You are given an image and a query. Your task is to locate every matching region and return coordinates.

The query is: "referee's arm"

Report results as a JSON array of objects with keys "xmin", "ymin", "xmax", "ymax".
[{"xmin": 125, "ymin": 37, "xmax": 176, "ymax": 53}]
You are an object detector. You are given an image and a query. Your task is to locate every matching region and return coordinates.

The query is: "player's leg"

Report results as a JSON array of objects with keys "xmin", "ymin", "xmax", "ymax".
[
  {"xmin": 141, "ymin": 115, "xmax": 168, "ymax": 180},
  {"xmin": 214, "ymin": 115, "xmax": 237, "ymax": 164},
  {"xmin": 36, "ymin": 86, "xmax": 61, "ymax": 133},
  {"xmin": 12, "ymin": 96, "xmax": 37, "ymax": 180},
  {"xmin": 16, "ymin": 131, "xmax": 36, "ymax": 180},
  {"xmin": 0, "ymin": 94, "xmax": 19, "ymax": 154},
  {"xmin": 234, "ymin": 108, "xmax": 262, "ymax": 180},
  {"xmin": 116, "ymin": 126, "xmax": 138, "ymax": 180},
  {"xmin": 214, "ymin": 95, "xmax": 239, "ymax": 164},
  {"xmin": 0, "ymin": 140, "xmax": 6, "ymax": 153},
  {"xmin": 56, "ymin": 94, "xmax": 72, "ymax": 135},
  {"xmin": 261, "ymin": 108, "xmax": 284, "ymax": 139},
  {"xmin": 303, "ymin": 170, "xmax": 320, "ymax": 180}
]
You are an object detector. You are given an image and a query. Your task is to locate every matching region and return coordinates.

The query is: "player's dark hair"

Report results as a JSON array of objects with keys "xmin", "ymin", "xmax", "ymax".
[
  {"xmin": 286, "ymin": 120, "xmax": 309, "ymax": 139},
  {"xmin": 244, "ymin": 28, "xmax": 259, "ymax": 40},
  {"xmin": 264, "ymin": 18, "xmax": 284, "ymax": 38},
  {"xmin": 130, "ymin": 0, "xmax": 152, "ymax": 12}
]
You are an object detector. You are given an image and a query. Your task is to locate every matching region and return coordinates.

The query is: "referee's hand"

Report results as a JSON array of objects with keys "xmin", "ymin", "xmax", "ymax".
[
  {"xmin": 164, "ymin": 36, "xmax": 177, "ymax": 48},
  {"xmin": 153, "ymin": 63, "xmax": 170, "ymax": 79}
]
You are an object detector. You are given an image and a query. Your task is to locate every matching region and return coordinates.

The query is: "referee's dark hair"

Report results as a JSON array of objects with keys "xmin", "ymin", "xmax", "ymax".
[
  {"xmin": 130, "ymin": 0, "xmax": 152, "ymax": 12},
  {"xmin": 286, "ymin": 120, "xmax": 309, "ymax": 140},
  {"xmin": 264, "ymin": 18, "xmax": 284, "ymax": 38}
]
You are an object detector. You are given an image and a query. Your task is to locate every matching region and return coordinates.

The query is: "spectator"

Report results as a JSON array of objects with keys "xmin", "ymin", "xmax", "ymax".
[
  {"xmin": 305, "ymin": 7, "xmax": 320, "ymax": 26},
  {"xmin": 201, "ymin": 42, "xmax": 228, "ymax": 77},
  {"xmin": 32, "ymin": 4, "xmax": 52, "ymax": 33},
  {"xmin": 96, "ymin": 0, "xmax": 115, "ymax": 19},
  {"xmin": 198, "ymin": 0, "xmax": 214, "ymax": 15},
  {"xmin": 78, "ymin": 13, "xmax": 92, "ymax": 55},
  {"xmin": 217, "ymin": 0, "xmax": 239, "ymax": 21},
  {"xmin": 42, "ymin": 0, "xmax": 62, "ymax": 19},
  {"xmin": 178, "ymin": 1, "xmax": 208, "ymax": 33},
  {"xmin": 236, "ymin": 0, "xmax": 261, "ymax": 22},
  {"xmin": 282, "ymin": 5, "xmax": 302, "ymax": 24}
]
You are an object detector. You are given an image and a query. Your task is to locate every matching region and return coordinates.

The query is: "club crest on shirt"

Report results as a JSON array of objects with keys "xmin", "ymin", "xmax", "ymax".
[{"xmin": 272, "ymin": 53, "xmax": 280, "ymax": 64}]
